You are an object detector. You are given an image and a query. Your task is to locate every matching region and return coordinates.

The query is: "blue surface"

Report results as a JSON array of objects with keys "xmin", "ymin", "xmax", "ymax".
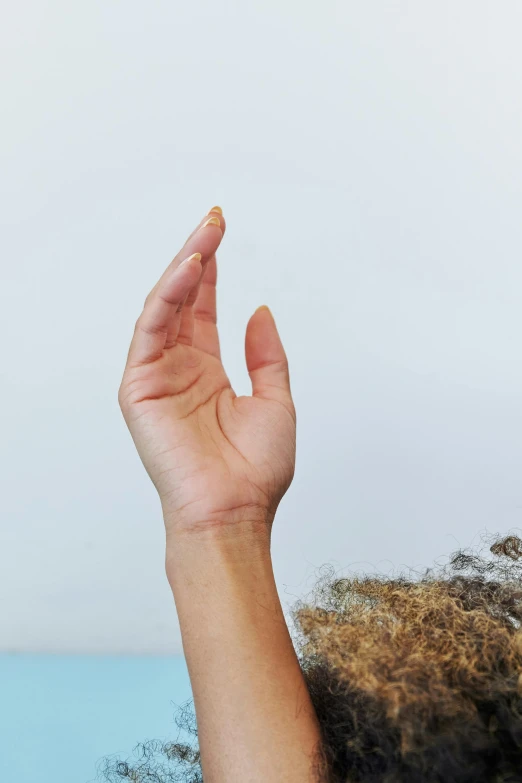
[{"xmin": 0, "ymin": 653, "xmax": 193, "ymax": 783}]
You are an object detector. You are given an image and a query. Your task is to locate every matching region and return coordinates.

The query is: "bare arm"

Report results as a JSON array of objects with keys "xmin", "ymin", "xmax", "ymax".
[
  {"xmin": 118, "ymin": 208, "xmax": 323, "ymax": 782},
  {"xmin": 167, "ymin": 525, "xmax": 322, "ymax": 781}
]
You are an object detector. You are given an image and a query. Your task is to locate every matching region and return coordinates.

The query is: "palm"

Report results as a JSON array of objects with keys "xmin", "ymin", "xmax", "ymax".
[{"xmin": 119, "ymin": 214, "xmax": 296, "ymax": 533}]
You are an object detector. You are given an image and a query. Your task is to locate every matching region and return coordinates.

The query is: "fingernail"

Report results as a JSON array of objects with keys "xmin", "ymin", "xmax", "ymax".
[
  {"xmin": 201, "ymin": 216, "xmax": 221, "ymax": 228},
  {"xmin": 179, "ymin": 252, "xmax": 202, "ymax": 267},
  {"xmin": 256, "ymin": 305, "xmax": 272, "ymax": 315},
  {"xmin": 208, "ymin": 206, "xmax": 222, "ymax": 215}
]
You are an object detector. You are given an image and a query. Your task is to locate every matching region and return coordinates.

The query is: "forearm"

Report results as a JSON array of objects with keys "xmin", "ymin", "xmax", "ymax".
[{"xmin": 165, "ymin": 520, "xmax": 324, "ymax": 783}]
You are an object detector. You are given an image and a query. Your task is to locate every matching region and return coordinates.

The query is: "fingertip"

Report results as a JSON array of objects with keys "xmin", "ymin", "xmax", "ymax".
[
  {"xmin": 173, "ymin": 252, "xmax": 201, "ymax": 284},
  {"xmin": 179, "ymin": 251, "xmax": 202, "ymax": 268}
]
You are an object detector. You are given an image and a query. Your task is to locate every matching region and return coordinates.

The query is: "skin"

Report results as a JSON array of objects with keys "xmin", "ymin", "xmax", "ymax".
[{"xmin": 118, "ymin": 209, "xmax": 323, "ymax": 782}]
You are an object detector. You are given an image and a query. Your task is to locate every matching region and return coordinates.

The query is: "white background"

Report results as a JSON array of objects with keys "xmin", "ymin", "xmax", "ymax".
[{"xmin": 2, "ymin": 1, "xmax": 522, "ymax": 653}]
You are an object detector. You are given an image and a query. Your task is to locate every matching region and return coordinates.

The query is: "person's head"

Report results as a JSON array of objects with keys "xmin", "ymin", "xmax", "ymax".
[
  {"xmin": 298, "ymin": 533, "xmax": 522, "ymax": 782},
  {"xmin": 102, "ymin": 535, "xmax": 522, "ymax": 783}
]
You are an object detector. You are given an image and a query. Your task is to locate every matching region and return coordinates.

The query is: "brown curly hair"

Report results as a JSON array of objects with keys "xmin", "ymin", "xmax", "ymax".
[{"xmin": 100, "ymin": 534, "xmax": 522, "ymax": 783}]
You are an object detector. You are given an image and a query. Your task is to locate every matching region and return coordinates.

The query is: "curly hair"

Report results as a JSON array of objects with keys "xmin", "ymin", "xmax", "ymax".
[{"xmin": 100, "ymin": 534, "xmax": 522, "ymax": 783}]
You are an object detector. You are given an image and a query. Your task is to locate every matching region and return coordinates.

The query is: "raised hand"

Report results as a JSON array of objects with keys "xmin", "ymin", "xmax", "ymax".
[{"xmin": 118, "ymin": 208, "xmax": 296, "ymax": 539}]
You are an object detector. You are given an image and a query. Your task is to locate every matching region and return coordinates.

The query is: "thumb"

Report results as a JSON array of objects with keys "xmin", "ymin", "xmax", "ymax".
[{"xmin": 245, "ymin": 306, "xmax": 293, "ymax": 407}]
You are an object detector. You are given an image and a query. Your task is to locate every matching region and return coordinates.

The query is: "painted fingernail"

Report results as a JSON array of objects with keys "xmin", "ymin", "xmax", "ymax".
[
  {"xmin": 256, "ymin": 305, "xmax": 272, "ymax": 315},
  {"xmin": 201, "ymin": 216, "xmax": 221, "ymax": 228},
  {"xmin": 179, "ymin": 252, "xmax": 202, "ymax": 267},
  {"xmin": 208, "ymin": 206, "xmax": 222, "ymax": 215}
]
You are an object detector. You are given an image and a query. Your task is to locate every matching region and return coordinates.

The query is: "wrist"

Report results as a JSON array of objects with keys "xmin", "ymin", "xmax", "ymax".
[{"xmin": 164, "ymin": 515, "xmax": 273, "ymax": 589}]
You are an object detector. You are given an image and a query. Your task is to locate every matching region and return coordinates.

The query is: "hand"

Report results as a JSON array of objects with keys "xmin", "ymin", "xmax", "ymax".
[{"xmin": 118, "ymin": 209, "xmax": 296, "ymax": 540}]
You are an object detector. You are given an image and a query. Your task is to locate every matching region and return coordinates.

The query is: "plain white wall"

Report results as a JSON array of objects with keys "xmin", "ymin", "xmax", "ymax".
[{"xmin": 2, "ymin": 1, "xmax": 522, "ymax": 653}]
